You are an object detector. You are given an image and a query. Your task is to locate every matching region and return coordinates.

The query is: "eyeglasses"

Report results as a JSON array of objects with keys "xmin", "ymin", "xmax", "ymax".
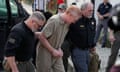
[{"xmin": 33, "ymin": 20, "xmax": 42, "ymax": 28}]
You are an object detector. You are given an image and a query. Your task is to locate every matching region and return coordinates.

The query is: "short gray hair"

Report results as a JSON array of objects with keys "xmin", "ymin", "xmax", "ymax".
[
  {"xmin": 31, "ymin": 11, "xmax": 46, "ymax": 21},
  {"xmin": 81, "ymin": 3, "xmax": 89, "ymax": 10}
]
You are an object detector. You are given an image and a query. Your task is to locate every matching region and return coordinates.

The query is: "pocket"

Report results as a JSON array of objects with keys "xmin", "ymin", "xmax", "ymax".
[
  {"xmin": 79, "ymin": 26, "xmax": 86, "ymax": 30},
  {"xmin": 89, "ymin": 24, "xmax": 96, "ymax": 31},
  {"xmin": 79, "ymin": 27, "xmax": 86, "ymax": 36},
  {"xmin": 2, "ymin": 59, "xmax": 11, "ymax": 72}
]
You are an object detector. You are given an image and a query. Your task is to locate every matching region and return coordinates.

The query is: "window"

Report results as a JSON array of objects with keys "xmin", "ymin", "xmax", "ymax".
[
  {"xmin": 10, "ymin": 0, "xmax": 18, "ymax": 17},
  {"xmin": 0, "ymin": 0, "xmax": 18, "ymax": 18},
  {"xmin": 0, "ymin": 0, "xmax": 7, "ymax": 17}
]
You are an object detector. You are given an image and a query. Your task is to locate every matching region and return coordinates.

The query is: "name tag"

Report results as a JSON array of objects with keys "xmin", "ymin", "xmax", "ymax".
[
  {"xmin": 8, "ymin": 38, "xmax": 15, "ymax": 44},
  {"xmin": 80, "ymin": 25, "xmax": 85, "ymax": 28}
]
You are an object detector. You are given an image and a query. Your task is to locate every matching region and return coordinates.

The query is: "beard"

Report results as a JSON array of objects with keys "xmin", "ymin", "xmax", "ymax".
[
  {"xmin": 87, "ymin": 15, "xmax": 92, "ymax": 18},
  {"xmin": 31, "ymin": 27, "xmax": 37, "ymax": 32}
]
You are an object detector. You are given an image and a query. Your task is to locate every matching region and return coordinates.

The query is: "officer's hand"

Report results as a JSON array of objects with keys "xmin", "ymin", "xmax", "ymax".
[
  {"xmin": 109, "ymin": 33, "xmax": 116, "ymax": 44},
  {"xmin": 99, "ymin": 15, "xmax": 104, "ymax": 20}
]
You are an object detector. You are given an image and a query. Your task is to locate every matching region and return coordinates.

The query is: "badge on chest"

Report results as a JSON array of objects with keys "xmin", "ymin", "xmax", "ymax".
[{"xmin": 80, "ymin": 25, "xmax": 85, "ymax": 28}]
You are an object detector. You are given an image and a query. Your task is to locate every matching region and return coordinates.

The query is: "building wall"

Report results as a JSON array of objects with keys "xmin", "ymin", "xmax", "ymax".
[{"xmin": 66, "ymin": 0, "xmax": 91, "ymax": 8}]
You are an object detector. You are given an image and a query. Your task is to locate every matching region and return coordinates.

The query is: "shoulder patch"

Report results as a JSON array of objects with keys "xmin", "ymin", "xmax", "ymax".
[{"xmin": 8, "ymin": 38, "xmax": 15, "ymax": 44}]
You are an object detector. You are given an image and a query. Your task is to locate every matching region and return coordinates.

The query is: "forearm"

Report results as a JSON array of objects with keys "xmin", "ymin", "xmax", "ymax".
[
  {"xmin": 97, "ymin": 12, "xmax": 103, "ymax": 19},
  {"xmin": 38, "ymin": 32, "xmax": 54, "ymax": 53},
  {"xmin": 97, "ymin": 12, "xmax": 101, "ymax": 17},
  {"xmin": 103, "ymin": 13, "xmax": 110, "ymax": 17},
  {"xmin": 109, "ymin": 29, "xmax": 116, "ymax": 44},
  {"xmin": 6, "ymin": 56, "xmax": 18, "ymax": 72},
  {"xmin": 109, "ymin": 29, "xmax": 114, "ymax": 36}
]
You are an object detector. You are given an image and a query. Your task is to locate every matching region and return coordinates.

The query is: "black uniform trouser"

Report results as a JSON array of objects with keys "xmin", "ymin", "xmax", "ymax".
[
  {"xmin": 61, "ymin": 40, "xmax": 71, "ymax": 72},
  {"xmin": 3, "ymin": 60, "xmax": 36, "ymax": 72},
  {"xmin": 106, "ymin": 31, "xmax": 120, "ymax": 72}
]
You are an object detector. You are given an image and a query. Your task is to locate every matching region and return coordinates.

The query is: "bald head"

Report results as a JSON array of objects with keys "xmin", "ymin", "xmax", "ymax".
[
  {"xmin": 66, "ymin": 5, "xmax": 81, "ymax": 17},
  {"xmin": 62, "ymin": 5, "xmax": 81, "ymax": 24}
]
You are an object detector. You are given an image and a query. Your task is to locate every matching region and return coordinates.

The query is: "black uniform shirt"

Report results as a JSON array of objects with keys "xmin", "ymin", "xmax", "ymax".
[
  {"xmin": 69, "ymin": 17, "xmax": 96, "ymax": 49},
  {"xmin": 98, "ymin": 2, "xmax": 112, "ymax": 19},
  {"xmin": 108, "ymin": 18, "xmax": 120, "ymax": 33},
  {"xmin": 108, "ymin": 4, "xmax": 120, "ymax": 32},
  {"xmin": 5, "ymin": 22, "xmax": 35, "ymax": 61}
]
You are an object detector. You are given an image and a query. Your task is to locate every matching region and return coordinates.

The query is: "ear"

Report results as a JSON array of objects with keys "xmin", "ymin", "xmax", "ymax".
[{"xmin": 32, "ymin": 19, "xmax": 36, "ymax": 24}]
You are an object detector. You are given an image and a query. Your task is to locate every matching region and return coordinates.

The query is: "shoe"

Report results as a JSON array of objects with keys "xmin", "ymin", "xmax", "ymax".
[
  {"xmin": 101, "ymin": 44, "xmax": 105, "ymax": 48},
  {"xmin": 98, "ymin": 59, "xmax": 101, "ymax": 69}
]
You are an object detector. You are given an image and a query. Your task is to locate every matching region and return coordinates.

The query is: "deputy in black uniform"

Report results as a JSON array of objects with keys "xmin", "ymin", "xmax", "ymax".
[
  {"xmin": 3, "ymin": 11, "xmax": 45, "ymax": 72},
  {"xmin": 94, "ymin": 0, "xmax": 112, "ymax": 48},
  {"xmin": 106, "ymin": 4, "xmax": 120, "ymax": 72},
  {"xmin": 69, "ymin": 2, "xmax": 96, "ymax": 72}
]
